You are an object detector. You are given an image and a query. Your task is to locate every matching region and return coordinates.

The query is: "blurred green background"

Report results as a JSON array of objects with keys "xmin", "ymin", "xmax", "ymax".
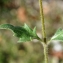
[{"xmin": 0, "ymin": 0, "xmax": 63, "ymax": 63}]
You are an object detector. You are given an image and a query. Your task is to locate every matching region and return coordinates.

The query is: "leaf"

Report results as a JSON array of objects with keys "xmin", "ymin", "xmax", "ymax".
[
  {"xmin": 51, "ymin": 28, "xmax": 63, "ymax": 41},
  {"xmin": 23, "ymin": 24, "xmax": 32, "ymax": 35},
  {"xmin": 0, "ymin": 24, "xmax": 14, "ymax": 30},
  {"xmin": 0, "ymin": 24, "xmax": 40, "ymax": 42}
]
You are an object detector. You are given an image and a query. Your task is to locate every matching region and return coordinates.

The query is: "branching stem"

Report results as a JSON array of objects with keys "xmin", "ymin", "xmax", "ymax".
[{"xmin": 39, "ymin": 0, "xmax": 48, "ymax": 63}]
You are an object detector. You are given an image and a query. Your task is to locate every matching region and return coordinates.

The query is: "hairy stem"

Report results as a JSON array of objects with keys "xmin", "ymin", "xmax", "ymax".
[
  {"xmin": 39, "ymin": 0, "xmax": 46, "ymax": 43},
  {"xmin": 39, "ymin": 0, "xmax": 48, "ymax": 63},
  {"xmin": 43, "ymin": 44, "xmax": 48, "ymax": 63}
]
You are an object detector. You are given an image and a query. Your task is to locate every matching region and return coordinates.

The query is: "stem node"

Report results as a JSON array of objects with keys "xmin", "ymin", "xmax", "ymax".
[{"xmin": 39, "ymin": 0, "xmax": 48, "ymax": 63}]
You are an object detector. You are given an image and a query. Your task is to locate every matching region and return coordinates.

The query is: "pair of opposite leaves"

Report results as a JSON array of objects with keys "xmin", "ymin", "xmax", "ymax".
[{"xmin": 0, "ymin": 24, "xmax": 63, "ymax": 42}]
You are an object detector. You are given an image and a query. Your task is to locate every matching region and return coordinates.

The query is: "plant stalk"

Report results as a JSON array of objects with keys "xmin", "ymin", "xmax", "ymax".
[
  {"xmin": 39, "ymin": 0, "xmax": 48, "ymax": 63},
  {"xmin": 43, "ymin": 44, "xmax": 48, "ymax": 63},
  {"xmin": 39, "ymin": 0, "xmax": 46, "ymax": 43}
]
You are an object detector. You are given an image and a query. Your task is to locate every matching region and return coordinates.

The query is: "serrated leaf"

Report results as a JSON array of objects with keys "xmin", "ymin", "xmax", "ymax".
[
  {"xmin": 0, "ymin": 24, "xmax": 40, "ymax": 42},
  {"xmin": 51, "ymin": 28, "xmax": 63, "ymax": 41}
]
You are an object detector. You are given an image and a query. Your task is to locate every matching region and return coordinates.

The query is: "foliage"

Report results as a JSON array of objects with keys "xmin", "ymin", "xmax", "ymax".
[
  {"xmin": 51, "ymin": 28, "xmax": 63, "ymax": 41},
  {"xmin": 0, "ymin": 24, "xmax": 40, "ymax": 42},
  {"xmin": 0, "ymin": 0, "xmax": 63, "ymax": 63},
  {"xmin": 0, "ymin": 23, "xmax": 63, "ymax": 44}
]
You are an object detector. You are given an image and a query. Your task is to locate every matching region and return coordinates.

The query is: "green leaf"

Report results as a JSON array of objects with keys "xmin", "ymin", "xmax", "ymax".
[
  {"xmin": 23, "ymin": 24, "xmax": 32, "ymax": 33},
  {"xmin": 51, "ymin": 28, "xmax": 63, "ymax": 41},
  {"xmin": 0, "ymin": 24, "xmax": 40, "ymax": 42},
  {"xmin": 33, "ymin": 27, "xmax": 36, "ymax": 36},
  {"xmin": 0, "ymin": 24, "xmax": 14, "ymax": 30}
]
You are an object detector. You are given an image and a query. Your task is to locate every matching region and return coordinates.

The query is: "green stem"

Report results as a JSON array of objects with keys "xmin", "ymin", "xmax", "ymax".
[
  {"xmin": 43, "ymin": 44, "xmax": 48, "ymax": 63},
  {"xmin": 39, "ymin": 0, "xmax": 46, "ymax": 43},
  {"xmin": 39, "ymin": 0, "xmax": 48, "ymax": 63}
]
